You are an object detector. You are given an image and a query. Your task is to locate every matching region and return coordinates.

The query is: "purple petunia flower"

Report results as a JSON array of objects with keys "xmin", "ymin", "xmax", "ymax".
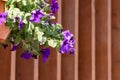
[
  {"xmin": 11, "ymin": 42, "xmax": 20, "ymax": 51},
  {"xmin": 21, "ymin": 51, "xmax": 33, "ymax": 60},
  {"xmin": 60, "ymin": 41, "xmax": 71, "ymax": 54},
  {"xmin": 18, "ymin": 19, "xmax": 23, "ymax": 29},
  {"xmin": 41, "ymin": 48, "xmax": 50, "ymax": 62},
  {"xmin": 50, "ymin": 0, "xmax": 59, "ymax": 14},
  {"xmin": 59, "ymin": 30, "xmax": 75, "ymax": 54},
  {"xmin": 62, "ymin": 30, "xmax": 73, "ymax": 41},
  {"xmin": 0, "ymin": 12, "xmax": 7, "ymax": 25},
  {"xmin": 30, "ymin": 9, "xmax": 44, "ymax": 23}
]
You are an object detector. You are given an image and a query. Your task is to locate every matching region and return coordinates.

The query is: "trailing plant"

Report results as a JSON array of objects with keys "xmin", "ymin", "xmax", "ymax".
[{"xmin": 0, "ymin": 0, "xmax": 75, "ymax": 62}]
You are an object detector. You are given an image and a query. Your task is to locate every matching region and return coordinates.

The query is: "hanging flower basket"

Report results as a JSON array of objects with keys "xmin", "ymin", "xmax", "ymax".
[
  {"xmin": 0, "ymin": 0, "xmax": 75, "ymax": 62},
  {"xmin": 0, "ymin": 0, "xmax": 10, "ymax": 42}
]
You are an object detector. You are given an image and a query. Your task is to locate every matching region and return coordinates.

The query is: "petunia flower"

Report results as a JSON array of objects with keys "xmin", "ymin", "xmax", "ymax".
[
  {"xmin": 0, "ymin": 12, "xmax": 7, "ymax": 25},
  {"xmin": 11, "ymin": 43, "xmax": 20, "ymax": 51},
  {"xmin": 50, "ymin": 0, "xmax": 59, "ymax": 14},
  {"xmin": 41, "ymin": 48, "xmax": 50, "ymax": 62},
  {"xmin": 59, "ymin": 41, "xmax": 71, "ymax": 54},
  {"xmin": 18, "ymin": 19, "xmax": 23, "ymax": 29},
  {"xmin": 59, "ymin": 30, "xmax": 75, "ymax": 54},
  {"xmin": 30, "ymin": 9, "xmax": 44, "ymax": 23},
  {"xmin": 21, "ymin": 51, "xmax": 33, "ymax": 60},
  {"xmin": 62, "ymin": 30, "xmax": 73, "ymax": 41}
]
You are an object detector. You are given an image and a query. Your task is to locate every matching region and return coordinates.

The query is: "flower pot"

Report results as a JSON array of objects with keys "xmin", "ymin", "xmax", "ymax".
[{"xmin": 0, "ymin": 1, "xmax": 10, "ymax": 43}]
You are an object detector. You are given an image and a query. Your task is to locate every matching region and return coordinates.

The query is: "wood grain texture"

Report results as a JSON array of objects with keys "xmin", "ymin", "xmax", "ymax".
[
  {"xmin": 0, "ymin": 0, "xmax": 117, "ymax": 80},
  {"xmin": 16, "ymin": 47, "xmax": 34, "ymax": 80},
  {"xmin": 74, "ymin": 0, "xmax": 79, "ymax": 80},
  {"xmin": 39, "ymin": 48, "xmax": 57, "ymax": 80},
  {"xmin": 0, "ymin": 2, "xmax": 11, "ymax": 80},
  {"xmin": 0, "ymin": 45, "xmax": 11, "ymax": 80},
  {"xmin": 61, "ymin": 0, "xmax": 75, "ymax": 80},
  {"xmin": 91, "ymin": 0, "xmax": 96, "ymax": 80},
  {"xmin": 79, "ymin": 0, "xmax": 92, "ymax": 80},
  {"xmin": 112, "ymin": 0, "xmax": 120, "ymax": 80},
  {"xmin": 95, "ymin": 0, "xmax": 109, "ymax": 80},
  {"xmin": 57, "ymin": 0, "xmax": 62, "ymax": 80}
]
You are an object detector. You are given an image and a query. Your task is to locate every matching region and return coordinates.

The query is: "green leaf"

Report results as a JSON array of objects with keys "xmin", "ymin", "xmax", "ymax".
[{"xmin": 14, "ymin": 36, "xmax": 21, "ymax": 44}]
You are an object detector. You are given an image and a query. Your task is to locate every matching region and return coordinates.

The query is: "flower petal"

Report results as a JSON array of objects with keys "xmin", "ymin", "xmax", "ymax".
[
  {"xmin": 21, "ymin": 51, "xmax": 33, "ymax": 60},
  {"xmin": 18, "ymin": 19, "xmax": 23, "ymax": 29},
  {"xmin": 50, "ymin": 0, "xmax": 59, "ymax": 13},
  {"xmin": 41, "ymin": 48, "xmax": 50, "ymax": 62}
]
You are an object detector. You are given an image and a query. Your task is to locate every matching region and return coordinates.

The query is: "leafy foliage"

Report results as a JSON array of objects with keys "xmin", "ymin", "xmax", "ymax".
[{"xmin": 0, "ymin": 0, "xmax": 75, "ymax": 61}]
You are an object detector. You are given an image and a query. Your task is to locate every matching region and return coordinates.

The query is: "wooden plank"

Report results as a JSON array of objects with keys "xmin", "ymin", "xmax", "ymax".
[
  {"xmin": 39, "ymin": 48, "xmax": 57, "ymax": 80},
  {"xmin": 79, "ymin": 0, "xmax": 92, "ymax": 80},
  {"xmin": 74, "ymin": 0, "xmax": 79, "ymax": 80},
  {"xmin": 10, "ymin": 50, "xmax": 16, "ymax": 80},
  {"xmin": 0, "ymin": 45, "xmax": 11, "ymax": 80},
  {"xmin": 0, "ymin": 2, "xmax": 11, "ymax": 80},
  {"xmin": 112, "ymin": 0, "xmax": 120, "ymax": 80},
  {"xmin": 61, "ymin": 0, "xmax": 75, "ymax": 80},
  {"xmin": 16, "ymin": 48, "xmax": 34, "ymax": 80},
  {"xmin": 107, "ymin": 0, "xmax": 112, "ymax": 80},
  {"xmin": 34, "ymin": 59, "xmax": 39, "ymax": 80},
  {"xmin": 57, "ymin": 0, "xmax": 62, "ymax": 80},
  {"xmin": 91, "ymin": 0, "xmax": 96, "ymax": 80},
  {"xmin": 95, "ymin": 0, "xmax": 112, "ymax": 80}
]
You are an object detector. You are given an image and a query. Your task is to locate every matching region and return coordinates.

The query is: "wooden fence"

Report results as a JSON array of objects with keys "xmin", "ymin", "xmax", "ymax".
[{"xmin": 1, "ymin": 0, "xmax": 120, "ymax": 80}]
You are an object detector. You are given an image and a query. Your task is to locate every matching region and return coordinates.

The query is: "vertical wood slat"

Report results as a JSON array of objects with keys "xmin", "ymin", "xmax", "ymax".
[
  {"xmin": 79, "ymin": 0, "xmax": 92, "ymax": 80},
  {"xmin": 10, "ymin": 51, "xmax": 16, "ymax": 80},
  {"xmin": 0, "ymin": 2, "xmax": 11, "ymax": 80},
  {"xmin": 112, "ymin": 0, "xmax": 120, "ymax": 80},
  {"xmin": 91, "ymin": 0, "xmax": 96, "ymax": 80},
  {"xmin": 107, "ymin": 0, "xmax": 112, "ymax": 80},
  {"xmin": 74, "ymin": 0, "xmax": 79, "ymax": 80},
  {"xmin": 0, "ymin": 45, "xmax": 11, "ymax": 80},
  {"xmin": 16, "ymin": 48, "xmax": 34, "ymax": 80},
  {"xmin": 39, "ymin": 48, "xmax": 57, "ymax": 80},
  {"xmin": 57, "ymin": 0, "xmax": 62, "ymax": 80},
  {"xmin": 33, "ymin": 59, "xmax": 39, "ymax": 80},
  {"xmin": 61, "ymin": 0, "xmax": 75, "ymax": 80},
  {"xmin": 95, "ymin": 0, "xmax": 112, "ymax": 80}
]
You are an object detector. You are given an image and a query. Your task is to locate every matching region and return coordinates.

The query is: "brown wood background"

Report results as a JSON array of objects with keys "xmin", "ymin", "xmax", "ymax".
[{"xmin": 1, "ymin": 0, "xmax": 120, "ymax": 80}]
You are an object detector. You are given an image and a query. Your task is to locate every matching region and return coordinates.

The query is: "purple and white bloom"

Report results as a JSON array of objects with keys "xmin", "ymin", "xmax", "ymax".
[
  {"xmin": 62, "ymin": 30, "xmax": 73, "ymax": 41},
  {"xmin": 60, "ymin": 40, "xmax": 71, "ymax": 53},
  {"xmin": 0, "ymin": 12, "xmax": 7, "ymax": 25},
  {"xmin": 18, "ymin": 19, "xmax": 23, "ymax": 29},
  {"xmin": 50, "ymin": 0, "xmax": 59, "ymax": 14},
  {"xmin": 41, "ymin": 48, "xmax": 50, "ymax": 62},
  {"xmin": 21, "ymin": 51, "xmax": 33, "ymax": 60},
  {"xmin": 59, "ymin": 30, "xmax": 75, "ymax": 54},
  {"xmin": 30, "ymin": 9, "xmax": 44, "ymax": 23}
]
